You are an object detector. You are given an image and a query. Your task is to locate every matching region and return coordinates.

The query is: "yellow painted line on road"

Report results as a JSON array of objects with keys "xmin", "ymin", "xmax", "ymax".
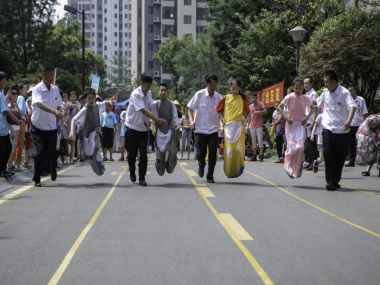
[
  {"xmin": 186, "ymin": 169, "xmax": 198, "ymax": 177},
  {"xmin": 180, "ymin": 162, "xmax": 189, "ymax": 166},
  {"xmin": 179, "ymin": 164, "xmax": 274, "ymax": 285},
  {"xmin": 147, "ymin": 171, "xmax": 151, "ymax": 175},
  {"xmin": 196, "ymin": 186, "xmax": 215, "ymax": 198},
  {"xmin": 246, "ymin": 170, "xmax": 380, "ymax": 239},
  {"xmin": 47, "ymin": 167, "xmax": 127, "ymax": 285},
  {"xmin": 0, "ymin": 163, "xmax": 81, "ymax": 207},
  {"xmin": 220, "ymin": 213, "xmax": 253, "ymax": 241}
]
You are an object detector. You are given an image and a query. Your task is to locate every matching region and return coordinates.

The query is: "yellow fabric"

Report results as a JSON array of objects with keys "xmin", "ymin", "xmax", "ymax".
[
  {"xmin": 222, "ymin": 94, "xmax": 245, "ymax": 178},
  {"xmin": 224, "ymin": 94, "xmax": 244, "ymax": 123},
  {"xmin": 224, "ymin": 122, "xmax": 245, "ymax": 178}
]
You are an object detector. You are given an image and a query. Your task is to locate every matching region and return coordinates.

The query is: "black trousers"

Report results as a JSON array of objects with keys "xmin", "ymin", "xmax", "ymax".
[
  {"xmin": 322, "ymin": 129, "xmax": 350, "ymax": 187},
  {"xmin": 0, "ymin": 135, "xmax": 12, "ymax": 172},
  {"xmin": 305, "ymin": 125, "xmax": 319, "ymax": 164},
  {"xmin": 30, "ymin": 125, "xmax": 57, "ymax": 183},
  {"xmin": 275, "ymin": 135, "xmax": 284, "ymax": 159},
  {"xmin": 125, "ymin": 128, "xmax": 148, "ymax": 181},
  {"xmin": 347, "ymin": 126, "xmax": 359, "ymax": 165},
  {"xmin": 195, "ymin": 132, "xmax": 218, "ymax": 179}
]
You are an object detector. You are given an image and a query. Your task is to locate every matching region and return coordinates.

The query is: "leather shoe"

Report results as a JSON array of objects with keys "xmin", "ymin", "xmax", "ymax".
[
  {"xmin": 34, "ymin": 182, "xmax": 42, "ymax": 187},
  {"xmin": 139, "ymin": 180, "xmax": 147, "ymax": 186},
  {"xmin": 51, "ymin": 169, "xmax": 57, "ymax": 181},
  {"xmin": 326, "ymin": 184, "xmax": 337, "ymax": 191},
  {"xmin": 207, "ymin": 178, "xmax": 215, "ymax": 183},
  {"xmin": 198, "ymin": 166, "xmax": 205, "ymax": 178}
]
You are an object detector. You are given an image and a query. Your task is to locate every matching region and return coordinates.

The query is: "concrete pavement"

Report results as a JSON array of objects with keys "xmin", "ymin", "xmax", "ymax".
[{"xmin": 0, "ymin": 154, "xmax": 379, "ymax": 285}]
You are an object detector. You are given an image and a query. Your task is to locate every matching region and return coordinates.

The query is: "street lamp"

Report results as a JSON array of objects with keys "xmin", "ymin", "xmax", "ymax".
[
  {"xmin": 64, "ymin": 5, "xmax": 86, "ymax": 92},
  {"xmin": 289, "ymin": 26, "xmax": 307, "ymax": 76}
]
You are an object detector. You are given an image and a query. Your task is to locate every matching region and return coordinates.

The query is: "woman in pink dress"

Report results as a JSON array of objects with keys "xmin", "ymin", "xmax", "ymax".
[{"xmin": 276, "ymin": 79, "xmax": 315, "ymax": 178}]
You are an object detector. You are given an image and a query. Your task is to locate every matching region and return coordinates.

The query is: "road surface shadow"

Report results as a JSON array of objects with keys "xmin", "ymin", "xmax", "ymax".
[{"xmin": 44, "ymin": 183, "xmax": 114, "ymax": 189}]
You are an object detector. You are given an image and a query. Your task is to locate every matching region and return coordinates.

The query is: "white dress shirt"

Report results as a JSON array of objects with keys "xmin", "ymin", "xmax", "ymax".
[
  {"xmin": 351, "ymin": 96, "xmax": 368, "ymax": 127},
  {"xmin": 317, "ymin": 85, "xmax": 355, "ymax": 134},
  {"xmin": 124, "ymin": 86, "xmax": 153, "ymax": 132},
  {"xmin": 305, "ymin": 88, "xmax": 317, "ymax": 125},
  {"xmin": 187, "ymin": 88, "xmax": 222, "ymax": 134},
  {"xmin": 31, "ymin": 81, "xmax": 62, "ymax": 131}
]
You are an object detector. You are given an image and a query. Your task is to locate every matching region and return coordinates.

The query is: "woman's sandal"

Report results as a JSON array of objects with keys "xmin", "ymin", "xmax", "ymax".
[{"xmin": 362, "ymin": 171, "xmax": 370, "ymax": 176}]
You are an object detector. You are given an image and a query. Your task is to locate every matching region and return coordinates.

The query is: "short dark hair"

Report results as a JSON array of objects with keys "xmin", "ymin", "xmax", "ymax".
[
  {"xmin": 69, "ymin": 90, "xmax": 77, "ymax": 96},
  {"xmin": 0, "ymin": 71, "xmax": 8, "ymax": 81},
  {"xmin": 82, "ymin": 87, "xmax": 96, "ymax": 98},
  {"xmin": 141, "ymin": 73, "xmax": 153, "ymax": 83},
  {"xmin": 304, "ymin": 75, "xmax": 314, "ymax": 85},
  {"xmin": 43, "ymin": 65, "xmax": 56, "ymax": 74},
  {"xmin": 205, "ymin": 74, "xmax": 218, "ymax": 84},
  {"xmin": 19, "ymin": 83, "xmax": 28, "ymax": 90},
  {"xmin": 159, "ymin": 83, "xmax": 168, "ymax": 89},
  {"xmin": 293, "ymin": 78, "xmax": 304, "ymax": 86},
  {"xmin": 324, "ymin": 69, "xmax": 338, "ymax": 82}
]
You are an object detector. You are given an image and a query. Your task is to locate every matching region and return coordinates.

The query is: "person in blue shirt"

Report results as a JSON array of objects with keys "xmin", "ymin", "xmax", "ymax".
[
  {"xmin": 0, "ymin": 71, "xmax": 22, "ymax": 178},
  {"xmin": 119, "ymin": 104, "xmax": 128, "ymax": 161},
  {"xmin": 100, "ymin": 101, "xmax": 117, "ymax": 161}
]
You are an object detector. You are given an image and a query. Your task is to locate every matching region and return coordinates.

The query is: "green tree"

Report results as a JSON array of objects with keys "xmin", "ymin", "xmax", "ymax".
[{"xmin": 301, "ymin": 8, "xmax": 380, "ymax": 112}]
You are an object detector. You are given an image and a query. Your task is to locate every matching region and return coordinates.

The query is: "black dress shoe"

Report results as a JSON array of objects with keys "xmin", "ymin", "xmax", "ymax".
[
  {"xmin": 207, "ymin": 178, "xmax": 215, "ymax": 183},
  {"xmin": 326, "ymin": 184, "xmax": 337, "ymax": 191},
  {"xmin": 139, "ymin": 180, "xmax": 147, "ymax": 186},
  {"xmin": 130, "ymin": 172, "xmax": 136, "ymax": 183},
  {"xmin": 34, "ymin": 182, "xmax": 42, "ymax": 187},
  {"xmin": 198, "ymin": 166, "xmax": 205, "ymax": 178},
  {"xmin": 51, "ymin": 169, "xmax": 57, "ymax": 181}
]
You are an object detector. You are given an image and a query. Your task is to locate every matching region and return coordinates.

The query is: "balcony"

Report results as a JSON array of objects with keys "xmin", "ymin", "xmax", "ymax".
[
  {"xmin": 153, "ymin": 0, "xmax": 161, "ymax": 5},
  {"xmin": 154, "ymin": 35, "xmax": 161, "ymax": 41},
  {"xmin": 154, "ymin": 17, "xmax": 161, "ymax": 23},
  {"xmin": 153, "ymin": 70, "xmax": 161, "ymax": 77}
]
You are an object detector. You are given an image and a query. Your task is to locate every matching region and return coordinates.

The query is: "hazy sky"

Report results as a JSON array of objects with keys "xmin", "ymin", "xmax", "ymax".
[{"xmin": 56, "ymin": 0, "xmax": 68, "ymax": 20}]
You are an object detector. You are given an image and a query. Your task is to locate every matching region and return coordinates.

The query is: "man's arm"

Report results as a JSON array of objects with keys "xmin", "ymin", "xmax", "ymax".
[
  {"xmin": 343, "ymin": 107, "xmax": 357, "ymax": 131},
  {"xmin": 140, "ymin": 108, "xmax": 168, "ymax": 128},
  {"xmin": 36, "ymin": 102, "xmax": 63, "ymax": 118}
]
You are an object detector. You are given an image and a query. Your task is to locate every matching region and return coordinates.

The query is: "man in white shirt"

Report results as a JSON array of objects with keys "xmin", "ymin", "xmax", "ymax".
[
  {"xmin": 30, "ymin": 66, "xmax": 64, "ymax": 187},
  {"xmin": 317, "ymin": 70, "xmax": 356, "ymax": 191},
  {"xmin": 303, "ymin": 76, "xmax": 318, "ymax": 170},
  {"xmin": 124, "ymin": 73, "xmax": 167, "ymax": 186},
  {"xmin": 345, "ymin": 86, "xmax": 368, "ymax": 167},
  {"xmin": 187, "ymin": 74, "xmax": 222, "ymax": 183}
]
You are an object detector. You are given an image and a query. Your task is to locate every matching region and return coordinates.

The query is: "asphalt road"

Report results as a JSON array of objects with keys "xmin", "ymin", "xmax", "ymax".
[{"xmin": 0, "ymin": 154, "xmax": 379, "ymax": 285}]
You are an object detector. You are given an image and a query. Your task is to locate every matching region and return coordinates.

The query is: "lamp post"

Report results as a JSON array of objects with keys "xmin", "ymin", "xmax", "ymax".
[
  {"xmin": 289, "ymin": 26, "xmax": 307, "ymax": 76},
  {"xmin": 64, "ymin": 5, "xmax": 86, "ymax": 92}
]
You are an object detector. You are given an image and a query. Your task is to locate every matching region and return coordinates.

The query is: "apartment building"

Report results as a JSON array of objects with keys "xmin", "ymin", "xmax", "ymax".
[
  {"xmin": 131, "ymin": 0, "xmax": 208, "ymax": 85},
  {"xmin": 67, "ymin": 0, "xmax": 132, "ymax": 84}
]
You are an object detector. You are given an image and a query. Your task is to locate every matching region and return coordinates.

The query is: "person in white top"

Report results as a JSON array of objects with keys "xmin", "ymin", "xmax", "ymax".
[
  {"xmin": 303, "ymin": 76, "xmax": 318, "ymax": 170},
  {"xmin": 187, "ymin": 74, "xmax": 222, "ymax": 183},
  {"xmin": 345, "ymin": 85, "xmax": 368, "ymax": 167},
  {"xmin": 317, "ymin": 69, "xmax": 356, "ymax": 191},
  {"xmin": 124, "ymin": 73, "xmax": 167, "ymax": 186},
  {"xmin": 30, "ymin": 65, "xmax": 64, "ymax": 187}
]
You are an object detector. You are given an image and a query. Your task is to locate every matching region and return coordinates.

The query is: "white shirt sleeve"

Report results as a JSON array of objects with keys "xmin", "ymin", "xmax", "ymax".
[
  {"xmin": 187, "ymin": 92, "xmax": 198, "ymax": 111},
  {"xmin": 317, "ymin": 92, "xmax": 325, "ymax": 109},
  {"xmin": 131, "ymin": 92, "xmax": 146, "ymax": 112},
  {"xmin": 32, "ymin": 88, "xmax": 43, "ymax": 105},
  {"xmin": 97, "ymin": 102, "xmax": 106, "ymax": 114},
  {"xmin": 361, "ymin": 98, "xmax": 368, "ymax": 115},
  {"xmin": 72, "ymin": 107, "xmax": 87, "ymax": 130},
  {"xmin": 344, "ymin": 91, "xmax": 355, "ymax": 109}
]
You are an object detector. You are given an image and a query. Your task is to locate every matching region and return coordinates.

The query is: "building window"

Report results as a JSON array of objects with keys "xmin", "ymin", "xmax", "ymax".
[
  {"xmin": 104, "ymin": 45, "xmax": 107, "ymax": 50},
  {"xmin": 104, "ymin": 55, "xmax": 107, "ymax": 59},
  {"xmin": 114, "ymin": 4, "xmax": 117, "ymax": 9},
  {"xmin": 104, "ymin": 27, "xmax": 107, "ymax": 32},
  {"xmin": 115, "ymin": 51, "xmax": 118, "ymax": 56},
  {"xmin": 162, "ymin": 25, "xmax": 176, "ymax": 37},
  {"xmin": 92, "ymin": 23, "xmax": 95, "ymax": 27},
  {"xmin": 92, "ymin": 4, "xmax": 95, "ymax": 9},
  {"xmin": 92, "ymin": 14, "xmax": 95, "ymax": 18},
  {"xmin": 197, "ymin": 8, "xmax": 208, "ymax": 21},
  {"xmin": 104, "ymin": 8, "xmax": 107, "ymax": 13},
  {"xmin": 92, "ymin": 32, "xmax": 95, "ymax": 36},
  {"xmin": 104, "ymin": 18, "xmax": 107, "ymax": 22},
  {"xmin": 104, "ymin": 36, "xmax": 107, "ymax": 41},
  {"xmin": 98, "ymin": 42, "xmax": 102, "ymax": 47},
  {"xmin": 114, "ymin": 41, "xmax": 117, "ymax": 46},
  {"xmin": 162, "ymin": 7, "xmax": 175, "ymax": 19},
  {"xmin": 92, "ymin": 42, "xmax": 95, "ymax": 46},
  {"xmin": 184, "ymin": 0, "xmax": 192, "ymax": 5},
  {"xmin": 148, "ymin": 61, "xmax": 154, "ymax": 69},
  {"xmin": 148, "ymin": 43, "xmax": 153, "ymax": 51},
  {"xmin": 148, "ymin": 6, "xmax": 153, "ymax": 14},
  {"xmin": 114, "ymin": 13, "xmax": 118, "ymax": 18},
  {"xmin": 114, "ymin": 32, "xmax": 117, "ymax": 36},
  {"xmin": 114, "ymin": 23, "xmax": 117, "ymax": 27},
  {"xmin": 148, "ymin": 25, "xmax": 153, "ymax": 33},
  {"xmin": 184, "ymin": 15, "xmax": 192, "ymax": 24}
]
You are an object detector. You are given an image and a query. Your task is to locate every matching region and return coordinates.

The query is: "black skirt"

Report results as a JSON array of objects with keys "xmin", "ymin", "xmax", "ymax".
[{"xmin": 101, "ymin": 127, "xmax": 114, "ymax": 148}]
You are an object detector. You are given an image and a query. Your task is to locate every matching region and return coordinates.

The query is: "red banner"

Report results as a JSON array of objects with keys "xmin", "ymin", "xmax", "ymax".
[{"xmin": 257, "ymin": 81, "xmax": 285, "ymax": 107}]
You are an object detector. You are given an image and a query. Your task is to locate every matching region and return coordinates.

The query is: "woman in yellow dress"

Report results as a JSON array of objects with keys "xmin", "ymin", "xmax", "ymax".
[{"xmin": 216, "ymin": 79, "xmax": 250, "ymax": 178}]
